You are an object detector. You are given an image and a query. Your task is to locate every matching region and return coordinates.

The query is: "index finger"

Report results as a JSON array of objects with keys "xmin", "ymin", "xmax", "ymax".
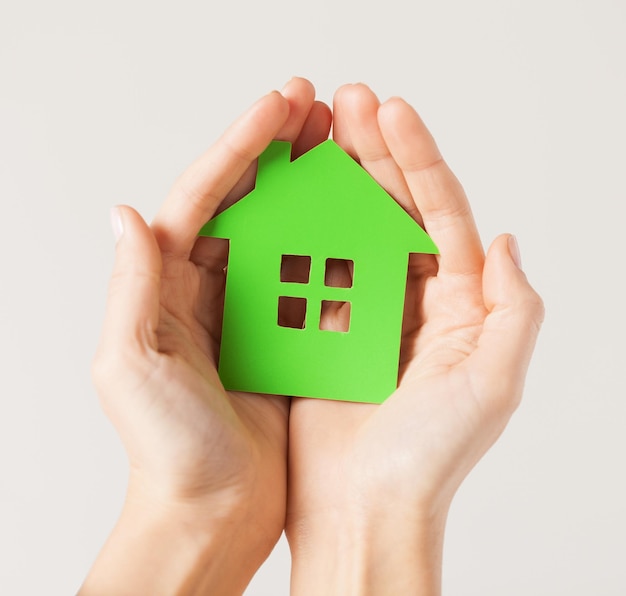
[
  {"xmin": 151, "ymin": 91, "xmax": 290, "ymax": 258},
  {"xmin": 378, "ymin": 98, "xmax": 484, "ymax": 277}
]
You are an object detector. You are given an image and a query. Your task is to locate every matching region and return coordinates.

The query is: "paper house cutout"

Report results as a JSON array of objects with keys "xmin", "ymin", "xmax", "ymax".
[{"xmin": 199, "ymin": 140, "xmax": 438, "ymax": 404}]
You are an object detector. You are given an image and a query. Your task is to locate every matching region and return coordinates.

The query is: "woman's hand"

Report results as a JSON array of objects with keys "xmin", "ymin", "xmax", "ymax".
[
  {"xmin": 81, "ymin": 77, "xmax": 544, "ymax": 595},
  {"xmin": 286, "ymin": 83, "xmax": 545, "ymax": 595},
  {"xmin": 81, "ymin": 78, "xmax": 332, "ymax": 596}
]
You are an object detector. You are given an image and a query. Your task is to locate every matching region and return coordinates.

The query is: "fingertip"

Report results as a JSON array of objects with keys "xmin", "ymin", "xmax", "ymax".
[
  {"xmin": 110, "ymin": 204, "xmax": 144, "ymax": 239},
  {"xmin": 312, "ymin": 99, "xmax": 332, "ymax": 119},
  {"xmin": 486, "ymin": 234, "xmax": 522, "ymax": 272},
  {"xmin": 380, "ymin": 95, "xmax": 407, "ymax": 109},
  {"xmin": 377, "ymin": 96, "xmax": 409, "ymax": 123},
  {"xmin": 378, "ymin": 97, "xmax": 431, "ymax": 142},
  {"xmin": 291, "ymin": 100, "xmax": 333, "ymax": 158},
  {"xmin": 333, "ymin": 83, "xmax": 382, "ymax": 161},
  {"xmin": 112, "ymin": 205, "xmax": 162, "ymax": 274},
  {"xmin": 484, "ymin": 234, "xmax": 544, "ymax": 322},
  {"xmin": 281, "ymin": 76, "xmax": 315, "ymax": 98},
  {"xmin": 334, "ymin": 82, "xmax": 378, "ymax": 109},
  {"xmin": 332, "ymin": 83, "xmax": 352, "ymax": 104},
  {"xmin": 332, "ymin": 83, "xmax": 359, "ymax": 114},
  {"xmin": 483, "ymin": 235, "xmax": 521, "ymax": 303},
  {"xmin": 276, "ymin": 77, "xmax": 317, "ymax": 143}
]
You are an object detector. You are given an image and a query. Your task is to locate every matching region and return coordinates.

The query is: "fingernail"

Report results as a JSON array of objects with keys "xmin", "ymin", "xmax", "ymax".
[
  {"xmin": 508, "ymin": 234, "xmax": 522, "ymax": 270},
  {"xmin": 110, "ymin": 207, "xmax": 124, "ymax": 243}
]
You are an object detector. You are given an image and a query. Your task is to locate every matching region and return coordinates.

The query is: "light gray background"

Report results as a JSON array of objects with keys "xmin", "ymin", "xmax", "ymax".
[{"xmin": 1, "ymin": 0, "xmax": 624, "ymax": 594}]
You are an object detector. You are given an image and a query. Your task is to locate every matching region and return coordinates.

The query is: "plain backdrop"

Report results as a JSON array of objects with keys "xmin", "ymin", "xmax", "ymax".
[{"xmin": 1, "ymin": 1, "xmax": 625, "ymax": 594}]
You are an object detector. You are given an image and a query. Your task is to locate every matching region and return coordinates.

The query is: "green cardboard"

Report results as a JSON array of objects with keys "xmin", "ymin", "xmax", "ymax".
[{"xmin": 199, "ymin": 140, "xmax": 438, "ymax": 404}]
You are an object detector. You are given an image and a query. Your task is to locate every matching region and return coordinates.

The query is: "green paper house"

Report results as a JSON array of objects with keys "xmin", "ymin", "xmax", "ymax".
[{"xmin": 199, "ymin": 140, "xmax": 438, "ymax": 404}]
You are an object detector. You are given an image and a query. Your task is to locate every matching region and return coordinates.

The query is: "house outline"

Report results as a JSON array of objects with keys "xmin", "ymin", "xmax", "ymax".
[{"xmin": 199, "ymin": 139, "xmax": 438, "ymax": 404}]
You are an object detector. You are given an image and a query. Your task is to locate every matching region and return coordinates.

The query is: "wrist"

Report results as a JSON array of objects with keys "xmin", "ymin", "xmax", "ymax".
[
  {"xmin": 286, "ymin": 502, "xmax": 448, "ymax": 596},
  {"xmin": 80, "ymin": 480, "xmax": 281, "ymax": 595}
]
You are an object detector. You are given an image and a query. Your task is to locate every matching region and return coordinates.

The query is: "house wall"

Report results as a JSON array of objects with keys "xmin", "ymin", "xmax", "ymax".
[{"xmin": 217, "ymin": 242, "xmax": 411, "ymax": 403}]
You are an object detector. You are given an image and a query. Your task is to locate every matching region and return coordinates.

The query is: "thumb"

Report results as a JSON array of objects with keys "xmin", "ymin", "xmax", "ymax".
[
  {"xmin": 93, "ymin": 206, "xmax": 162, "ymax": 390},
  {"xmin": 465, "ymin": 234, "xmax": 545, "ymax": 412}
]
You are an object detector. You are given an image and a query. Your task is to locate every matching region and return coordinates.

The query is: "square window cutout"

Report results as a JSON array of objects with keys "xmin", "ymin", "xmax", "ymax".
[
  {"xmin": 280, "ymin": 255, "xmax": 311, "ymax": 284},
  {"xmin": 320, "ymin": 300, "xmax": 351, "ymax": 332},
  {"xmin": 278, "ymin": 296, "xmax": 307, "ymax": 329},
  {"xmin": 324, "ymin": 258, "xmax": 353, "ymax": 288}
]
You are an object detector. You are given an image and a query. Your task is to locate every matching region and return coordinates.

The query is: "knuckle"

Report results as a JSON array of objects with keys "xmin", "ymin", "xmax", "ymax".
[
  {"xmin": 91, "ymin": 343, "xmax": 142, "ymax": 390},
  {"xmin": 518, "ymin": 290, "xmax": 546, "ymax": 332},
  {"xmin": 494, "ymin": 379, "xmax": 524, "ymax": 415},
  {"xmin": 91, "ymin": 348, "xmax": 124, "ymax": 392},
  {"xmin": 221, "ymin": 134, "xmax": 258, "ymax": 165},
  {"xmin": 178, "ymin": 178, "xmax": 218, "ymax": 212},
  {"xmin": 91, "ymin": 344, "xmax": 155, "ymax": 417}
]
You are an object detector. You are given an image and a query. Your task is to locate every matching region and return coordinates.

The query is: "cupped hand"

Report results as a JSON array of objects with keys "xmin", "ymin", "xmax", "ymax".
[
  {"xmin": 92, "ymin": 78, "xmax": 331, "ymax": 549},
  {"xmin": 286, "ymin": 84, "xmax": 544, "ymax": 555}
]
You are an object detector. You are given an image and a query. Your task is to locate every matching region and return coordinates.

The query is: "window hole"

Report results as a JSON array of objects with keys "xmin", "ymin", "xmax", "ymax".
[
  {"xmin": 280, "ymin": 255, "xmax": 311, "ymax": 284},
  {"xmin": 278, "ymin": 296, "xmax": 307, "ymax": 329},
  {"xmin": 324, "ymin": 258, "xmax": 354, "ymax": 288},
  {"xmin": 320, "ymin": 300, "xmax": 351, "ymax": 332}
]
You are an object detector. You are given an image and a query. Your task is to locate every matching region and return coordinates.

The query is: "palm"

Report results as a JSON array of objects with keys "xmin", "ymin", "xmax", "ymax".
[
  {"xmin": 287, "ymin": 83, "xmax": 528, "ymax": 525},
  {"xmin": 97, "ymin": 80, "xmax": 332, "ymax": 526},
  {"xmin": 142, "ymin": 79, "xmax": 330, "ymax": 497},
  {"xmin": 130, "ymin": 252, "xmax": 289, "ymax": 499},
  {"xmin": 287, "ymin": 271, "xmax": 489, "ymax": 515}
]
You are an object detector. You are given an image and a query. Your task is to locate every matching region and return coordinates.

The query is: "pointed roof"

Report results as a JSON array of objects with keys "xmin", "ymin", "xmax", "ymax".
[{"xmin": 199, "ymin": 140, "xmax": 438, "ymax": 257}]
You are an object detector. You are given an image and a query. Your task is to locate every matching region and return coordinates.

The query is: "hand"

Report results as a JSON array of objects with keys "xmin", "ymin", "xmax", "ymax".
[
  {"xmin": 81, "ymin": 78, "xmax": 332, "ymax": 595},
  {"xmin": 286, "ymin": 84, "xmax": 545, "ymax": 594}
]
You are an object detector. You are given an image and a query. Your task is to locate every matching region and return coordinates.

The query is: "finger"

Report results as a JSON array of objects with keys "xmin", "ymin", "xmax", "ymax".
[
  {"xmin": 200, "ymin": 81, "xmax": 329, "ymax": 219},
  {"xmin": 333, "ymin": 84, "xmax": 421, "ymax": 222},
  {"xmin": 191, "ymin": 82, "xmax": 331, "ymax": 341},
  {"xmin": 331, "ymin": 86, "xmax": 356, "ymax": 157},
  {"xmin": 190, "ymin": 236, "xmax": 230, "ymax": 355},
  {"xmin": 93, "ymin": 206, "xmax": 161, "ymax": 388},
  {"xmin": 192, "ymin": 88, "xmax": 330, "ymax": 268},
  {"xmin": 292, "ymin": 100, "xmax": 332, "ymax": 158},
  {"xmin": 463, "ymin": 234, "xmax": 544, "ymax": 413},
  {"xmin": 378, "ymin": 98, "xmax": 484, "ymax": 276},
  {"xmin": 151, "ymin": 91, "xmax": 290, "ymax": 258},
  {"xmin": 275, "ymin": 77, "xmax": 316, "ymax": 143}
]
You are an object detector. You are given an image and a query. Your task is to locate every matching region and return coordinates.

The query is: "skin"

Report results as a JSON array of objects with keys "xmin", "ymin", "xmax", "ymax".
[
  {"xmin": 80, "ymin": 78, "xmax": 544, "ymax": 595},
  {"xmin": 81, "ymin": 78, "xmax": 332, "ymax": 595},
  {"xmin": 287, "ymin": 84, "xmax": 544, "ymax": 594}
]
